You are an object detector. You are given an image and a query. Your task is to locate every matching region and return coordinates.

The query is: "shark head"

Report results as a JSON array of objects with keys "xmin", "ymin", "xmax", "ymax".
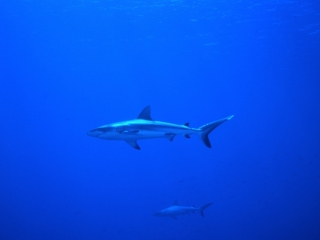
[
  {"xmin": 153, "ymin": 210, "xmax": 167, "ymax": 217},
  {"xmin": 153, "ymin": 204, "xmax": 178, "ymax": 218},
  {"xmin": 87, "ymin": 125, "xmax": 118, "ymax": 139},
  {"xmin": 87, "ymin": 106, "xmax": 152, "ymax": 140},
  {"xmin": 87, "ymin": 121, "xmax": 140, "ymax": 141}
]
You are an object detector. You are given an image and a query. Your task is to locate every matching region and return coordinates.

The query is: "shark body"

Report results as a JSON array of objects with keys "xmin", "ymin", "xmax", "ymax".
[
  {"xmin": 154, "ymin": 201, "xmax": 213, "ymax": 219},
  {"xmin": 87, "ymin": 106, "xmax": 233, "ymax": 150}
]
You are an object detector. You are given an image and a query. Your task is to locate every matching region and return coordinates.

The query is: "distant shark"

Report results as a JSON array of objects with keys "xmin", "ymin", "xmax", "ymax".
[
  {"xmin": 87, "ymin": 106, "xmax": 233, "ymax": 150},
  {"xmin": 154, "ymin": 201, "xmax": 213, "ymax": 219}
]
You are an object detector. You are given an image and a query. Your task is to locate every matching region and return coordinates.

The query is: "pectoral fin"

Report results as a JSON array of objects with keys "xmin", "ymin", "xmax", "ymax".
[
  {"xmin": 164, "ymin": 133, "xmax": 175, "ymax": 141},
  {"xmin": 125, "ymin": 140, "xmax": 140, "ymax": 150}
]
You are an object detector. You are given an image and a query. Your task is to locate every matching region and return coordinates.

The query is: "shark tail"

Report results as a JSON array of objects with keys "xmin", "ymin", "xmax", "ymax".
[
  {"xmin": 199, "ymin": 202, "xmax": 213, "ymax": 217},
  {"xmin": 199, "ymin": 115, "xmax": 234, "ymax": 148}
]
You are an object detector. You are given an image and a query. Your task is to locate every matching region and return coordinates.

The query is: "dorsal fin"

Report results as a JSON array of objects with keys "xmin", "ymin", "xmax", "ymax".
[
  {"xmin": 173, "ymin": 200, "xmax": 178, "ymax": 206},
  {"xmin": 184, "ymin": 122, "xmax": 190, "ymax": 127},
  {"xmin": 137, "ymin": 106, "xmax": 152, "ymax": 120}
]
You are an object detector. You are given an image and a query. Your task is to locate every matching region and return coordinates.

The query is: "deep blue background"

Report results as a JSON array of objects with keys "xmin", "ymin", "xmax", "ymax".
[{"xmin": 1, "ymin": 0, "xmax": 320, "ymax": 239}]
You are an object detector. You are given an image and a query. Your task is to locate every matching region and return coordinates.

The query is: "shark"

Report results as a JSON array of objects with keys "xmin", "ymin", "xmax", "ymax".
[
  {"xmin": 154, "ymin": 201, "xmax": 213, "ymax": 219},
  {"xmin": 87, "ymin": 106, "xmax": 233, "ymax": 150}
]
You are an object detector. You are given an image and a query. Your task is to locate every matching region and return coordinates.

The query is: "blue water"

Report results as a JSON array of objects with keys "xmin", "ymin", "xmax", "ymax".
[{"xmin": 1, "ymin": 0, "xmax": 320, "ymax": 239}]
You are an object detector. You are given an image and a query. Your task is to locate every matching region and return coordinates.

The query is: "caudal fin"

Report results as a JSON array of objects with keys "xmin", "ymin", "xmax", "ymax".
[
  {"xmin": 199, "ymin": 202, "xmax": 213, "ymax": 217},
  {"xmin": 199, "ymin": 115, "xmax": 234, "ymax": 148}
]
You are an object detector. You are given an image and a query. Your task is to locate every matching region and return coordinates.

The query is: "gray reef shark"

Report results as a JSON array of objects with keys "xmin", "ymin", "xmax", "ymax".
[
  {"xmin": 154, "ymin": 201, "xmax": 213, "ymax": 219},
  {"xmin": 87, "ymin": 106, "xmax": 233, "ymax": 150}
]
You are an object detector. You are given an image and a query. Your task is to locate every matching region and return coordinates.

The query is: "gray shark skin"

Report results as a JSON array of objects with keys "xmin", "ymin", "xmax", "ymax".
[
  {"xmin": 87, "ymin": 106, "xmax": 233, "ymax": 150},
  {"xmin": 154, "ymin": 201, "xmax": 213, "ymax": 219}
]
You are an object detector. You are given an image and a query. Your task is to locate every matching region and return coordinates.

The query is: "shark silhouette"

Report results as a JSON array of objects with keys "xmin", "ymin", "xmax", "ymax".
[
  {"xmin": 87, "ymin": 106, "xmax": 233, "ymax": 150},
  {"xmin": 154, "ymin": 200, "xmax": 213, "ymax": 219}
]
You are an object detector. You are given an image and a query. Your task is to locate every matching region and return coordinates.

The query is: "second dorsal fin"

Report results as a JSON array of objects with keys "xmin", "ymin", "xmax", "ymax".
[{"xmin": 137, "ymin": 106, "xmax": 152, "ymax": 120}]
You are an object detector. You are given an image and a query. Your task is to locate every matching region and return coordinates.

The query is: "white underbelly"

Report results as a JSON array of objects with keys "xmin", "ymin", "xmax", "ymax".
[{"xmin": 98, "ymin": 129, "xmax": 198, "ymax": 141}]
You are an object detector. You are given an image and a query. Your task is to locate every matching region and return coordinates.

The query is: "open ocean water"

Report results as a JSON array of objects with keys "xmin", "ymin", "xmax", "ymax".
[{"xmin": 1, "ymin": 0, "xmax": 320, "ymax": 239}]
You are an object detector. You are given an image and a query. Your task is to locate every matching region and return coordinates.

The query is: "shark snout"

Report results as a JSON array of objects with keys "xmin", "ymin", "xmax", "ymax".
[
  {"xmin": 86, "ymin": 130, "xmax": 94, "ymax": 137},
  {"xmin": 87, "ymin": 129, "xmax": 101, "ymax": 137}
]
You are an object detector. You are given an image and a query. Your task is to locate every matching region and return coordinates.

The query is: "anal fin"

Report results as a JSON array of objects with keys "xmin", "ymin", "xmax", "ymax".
[{"xmin": 125, "ymin": 140, "xmax": 140, "ymax": 150}]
